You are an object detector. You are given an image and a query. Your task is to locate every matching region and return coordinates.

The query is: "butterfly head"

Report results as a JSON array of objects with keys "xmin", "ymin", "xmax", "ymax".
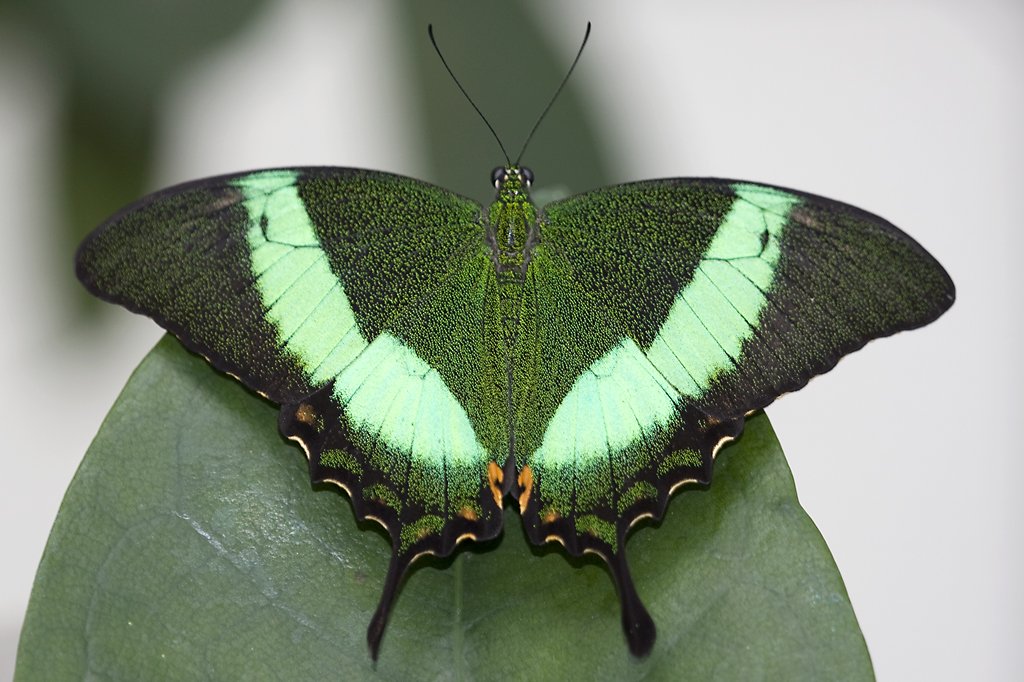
[{"xmin": 492, "ymin": 165, "xmax": 534, "ymax": 201}]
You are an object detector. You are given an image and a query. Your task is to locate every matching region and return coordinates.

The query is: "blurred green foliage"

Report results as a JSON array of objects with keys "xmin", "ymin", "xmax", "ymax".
[{"xmin": 5, "ymin": 0, "xmax": 270, "ymax": 307}]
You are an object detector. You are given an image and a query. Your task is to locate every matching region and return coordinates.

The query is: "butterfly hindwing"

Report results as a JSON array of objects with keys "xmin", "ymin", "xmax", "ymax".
[
  {"xmin": 77, "ymin": 167, "xmax": 509, "ymax": 655},
  {"xmin": 514, "ymin": 178, "xmax": 954, "ymax": 654}
]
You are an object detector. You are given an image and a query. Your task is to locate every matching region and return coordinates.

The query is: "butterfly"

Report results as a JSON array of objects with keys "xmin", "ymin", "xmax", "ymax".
[{"xmin": 75, "ymin": 27, "xmax": 955, "ymax": 661}]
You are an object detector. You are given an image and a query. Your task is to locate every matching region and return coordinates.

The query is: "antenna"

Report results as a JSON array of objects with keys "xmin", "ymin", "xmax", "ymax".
[
  {"xmin": 428, "ymin": 22, "xmax": 592, "ymax": 168},
  {"xmin": 428, "ymin": 24, "xmax": 511, "ymax": 166},
  {"xmin": 514, "ymin": 21, "xmax": 591, "ymax": 165}
]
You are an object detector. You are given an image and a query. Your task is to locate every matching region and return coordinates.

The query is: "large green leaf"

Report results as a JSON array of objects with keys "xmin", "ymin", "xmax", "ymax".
[{"xmin": 16, "ymin": 336, "xmax": 872, "ymax": 679}]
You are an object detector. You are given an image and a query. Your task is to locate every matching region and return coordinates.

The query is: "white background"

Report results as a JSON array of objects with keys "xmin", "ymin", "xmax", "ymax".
[{"xmin": 1, "ymin": 1, "xmax": 1021, "ymax": 679}]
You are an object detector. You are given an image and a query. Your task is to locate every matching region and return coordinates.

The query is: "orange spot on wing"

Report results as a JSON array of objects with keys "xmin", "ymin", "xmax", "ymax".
[
  {"xmin": 459, "ymin": 506, "xmax": 478, "ymax": 521},
  {"xmin": 542, "ymin": 509, "xmax": 559, "ymax": 524},
  {"xmin": 517, "ymin": 465, "xmax": 533, "ymax": 513},
  {"xmin": 295, "ymin": 403, "xmax": 317, "ymax": 425},
  {"xmin": 487, "ymin": 461, "xmax": 503, "ymax": 508}
]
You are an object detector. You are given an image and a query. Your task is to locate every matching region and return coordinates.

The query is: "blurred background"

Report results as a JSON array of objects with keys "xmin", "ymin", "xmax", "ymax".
[{"xmin": 1, "ymin": 0, "xmax": 1020, "ymax": 678}]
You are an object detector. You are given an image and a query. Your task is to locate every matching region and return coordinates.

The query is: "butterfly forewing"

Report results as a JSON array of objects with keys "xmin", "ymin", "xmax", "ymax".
[
  {"xmin": 76, "ymin": 175, "xmax": 316, "ymax": 404},
  {"xmin": 535, "ymin": 178, "xmax": 954, "ymax": 423}
]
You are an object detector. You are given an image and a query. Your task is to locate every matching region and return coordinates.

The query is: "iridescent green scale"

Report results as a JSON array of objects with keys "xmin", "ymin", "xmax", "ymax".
[{"xmin": 76, "ymin": 161, "xmax": 954, "ymax": 658}]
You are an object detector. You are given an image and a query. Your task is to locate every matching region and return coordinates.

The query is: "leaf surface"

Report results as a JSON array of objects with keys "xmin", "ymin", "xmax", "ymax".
[{"xmin": 16, "ymin": 337, "xmax": 872, "ymax": 680}]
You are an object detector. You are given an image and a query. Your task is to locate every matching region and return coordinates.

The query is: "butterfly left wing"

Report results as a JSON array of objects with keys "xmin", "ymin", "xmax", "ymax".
[
  {"xmin": 513, "ymin": 178, "xmax": 954, "ymax": 655},
  {"xmin": 77, "ymin": 167, "xmax": 509, "ymax": 657}
]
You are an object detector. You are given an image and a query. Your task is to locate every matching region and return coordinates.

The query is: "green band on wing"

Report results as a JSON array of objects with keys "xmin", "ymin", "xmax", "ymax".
[
  {"xmin": 533, "ymin": 185, "xmax": 798, "ymax": 479},
  {"xmin": 334, "ymin": 333, "xmax": 485, "ymax": 465},
  {"xmin": 532, "ymin": 338, "xmax": 677, "ymax": 467},
  {"xmin": 240, "ymin": 171, "xmax": 365, "ymax": 385},
  {"xmin": 646, "ymin": 183, "xmax": 797, "ymax": 397},
  {"xmin": 235, "ymin": 171, "xmax": 486, "ymax": 466}
]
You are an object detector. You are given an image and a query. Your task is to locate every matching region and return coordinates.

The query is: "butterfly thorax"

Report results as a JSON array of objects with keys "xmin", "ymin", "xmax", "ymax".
[{"xmin": 487, "ymin": 166, "xmax": 538, "ymax": 283}]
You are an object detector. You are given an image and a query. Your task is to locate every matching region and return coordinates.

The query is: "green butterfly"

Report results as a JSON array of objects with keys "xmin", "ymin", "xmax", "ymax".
[
  {"xmin": 76, "ymin": 163, "xmax": 954, "ymax": 657},
  {"xmin": 75, "ymin": 29, "xmax": 954, "ymax": 661}
]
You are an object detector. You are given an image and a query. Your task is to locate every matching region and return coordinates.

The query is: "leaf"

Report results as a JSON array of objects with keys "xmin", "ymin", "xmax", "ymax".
[{"xmin": 16, "ymin": 336, "xmax": 873, "ymax": 680}]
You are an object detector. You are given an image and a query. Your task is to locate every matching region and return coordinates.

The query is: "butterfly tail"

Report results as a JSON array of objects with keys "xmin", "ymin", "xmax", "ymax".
[
  {"xmin": 367, "ymin": 549, "xmax": 407, "ymax": 661},
  {"xmin": 609, "ymin": 547, "xmax": 656, "ymax": 657}
]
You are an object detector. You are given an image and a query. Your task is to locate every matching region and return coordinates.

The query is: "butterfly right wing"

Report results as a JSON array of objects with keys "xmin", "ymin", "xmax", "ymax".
[{"xmin": 511, "ymin": 178, "xmax": 954, "ymax": 655}]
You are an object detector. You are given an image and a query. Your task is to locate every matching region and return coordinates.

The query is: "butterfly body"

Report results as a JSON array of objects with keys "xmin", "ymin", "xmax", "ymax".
[{"xmin": 77, "ymin": 164, "xmax": 954, "ymax": 658}]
